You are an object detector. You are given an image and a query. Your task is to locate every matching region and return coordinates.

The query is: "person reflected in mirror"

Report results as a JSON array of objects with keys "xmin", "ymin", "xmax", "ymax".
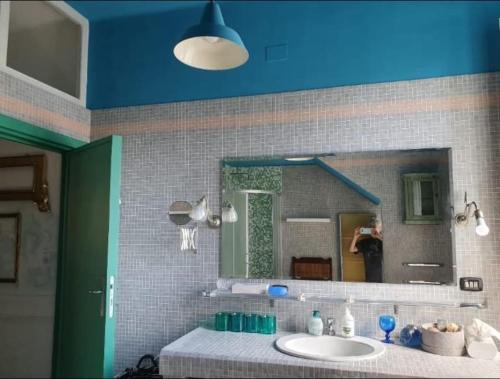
[{"xmin": 349, "ymin": 217, "xmax": 383, "ymax": 283}]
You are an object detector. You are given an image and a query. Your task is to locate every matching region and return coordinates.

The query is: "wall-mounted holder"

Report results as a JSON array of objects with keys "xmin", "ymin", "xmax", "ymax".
[
  {"xmin": 168, "ymin": 201, "xmax": 192, "ymax": 225},
  {"xmin": 180, "ymin": 225, "xmax": 198, "ymax": 253},
  {"xmin": 454, "ymin": 192, "xmax": 489, "ymax": 236}
]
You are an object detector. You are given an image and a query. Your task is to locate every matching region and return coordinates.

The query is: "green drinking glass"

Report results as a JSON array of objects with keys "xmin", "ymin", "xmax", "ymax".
[
  {"xmin": 270, "ymin": 314, "xmax": 277, "ymax": 333},
  {"xmin": 215, "ymin": 312, "xmax": 229, "ymax": 331},
  {"xmin": 229, "ymin": 312, "xmax": 244, "ymax": 332},
  {"xmin": 258, "ymin": 314, "xmax": 277, "ymax": 334},
  {"xmin": 243, "ymin": 313, "xmax": 259, "ymax": 333}
]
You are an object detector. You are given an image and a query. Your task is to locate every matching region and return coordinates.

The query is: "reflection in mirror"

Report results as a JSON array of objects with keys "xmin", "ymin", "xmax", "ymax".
[
  {"xmin": 340, "ymin": 213, "xmax": 380, "ymax": 283},
  {"xmin": 403, "ymin": 174, "xmax": 442, "ymax": 224},
  {"xmin": 220, "ymin": 149, "xmax": 454, "ymax": 285}
]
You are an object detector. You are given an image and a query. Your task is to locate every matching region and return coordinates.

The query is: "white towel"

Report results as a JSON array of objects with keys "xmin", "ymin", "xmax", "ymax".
[
  {"xmin": 465, "ymin": 319, "xmax": 499, "ymax": 360},
  {"xmin": 466, "ymin": 336, "xmax": 498, "ymax": 360},
  {"xmin": 231, "ymin": 283, "xmax": 269, "ymax": 295}
]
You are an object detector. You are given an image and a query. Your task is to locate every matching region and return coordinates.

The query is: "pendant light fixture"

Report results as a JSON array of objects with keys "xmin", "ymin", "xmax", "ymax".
[{"xmin": 173, "ymin": 0, "xmax": 249, "ymax": 70}]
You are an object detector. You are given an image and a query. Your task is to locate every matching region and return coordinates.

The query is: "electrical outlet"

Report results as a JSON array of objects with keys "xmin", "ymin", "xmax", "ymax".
[
  {"xmin": 459, "ymin": 277, "xmax": 483, "ymax": 291},
  {"xmin": 265, "ymin": 44, "xmax": 288, "ymax": 62}
]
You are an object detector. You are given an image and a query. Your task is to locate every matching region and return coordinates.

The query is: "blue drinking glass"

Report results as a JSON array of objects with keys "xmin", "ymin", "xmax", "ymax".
[{"xmin": 379, "ymin": 315, "xmax": 396, "ymax": 344}]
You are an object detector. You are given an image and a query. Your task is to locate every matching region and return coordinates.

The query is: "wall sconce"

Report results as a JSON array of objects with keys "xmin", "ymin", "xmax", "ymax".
[
  {"xmin": 190, "ymin": 196, "xmax": 221, "ymax": 228},
  {"xmin": 222, "ymin": 201, "xmax": 238, "ymax": 223},
  {"xmin": 168, "ymin": 195, "xmax": 238, "ymax": 228},
  {"xmin": 455, "ymin": 192, "xmax": 490, "ymax": 236}
]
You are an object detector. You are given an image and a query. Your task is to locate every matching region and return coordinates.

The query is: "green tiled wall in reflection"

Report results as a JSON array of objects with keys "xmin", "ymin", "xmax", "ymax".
[
  {"xmin": 223, "ymin": 167, "xmax": 282, "ymax": 193},
  {"xmin": 223, "ymin": 167, "xmax": 282, "ymax": 278}
]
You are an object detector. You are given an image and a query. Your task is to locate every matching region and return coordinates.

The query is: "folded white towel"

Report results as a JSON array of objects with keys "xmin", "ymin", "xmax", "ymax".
[
  {"xmin": 231, "ymin": 283, "xmax": 269, "ymax": 295},
  {"xmin": 465, "ymin": 319, "xmax": 499, "ymax": 360},
  {"xmin": 466, "ymin": 319, "xmax": 500, "ymax": 338},
  {"xmin": 466, "ymin": 336, "xmax": 498, "ymax": 360}
]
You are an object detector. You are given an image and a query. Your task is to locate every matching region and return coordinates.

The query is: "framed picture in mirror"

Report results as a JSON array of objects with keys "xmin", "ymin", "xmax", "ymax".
[
  {"xmin": 0, "ymin": 213, "xmax": 21, "ymax": 283},
  {"xmin": 0, "ymin": 155, "xmax": 49, "ymax": 212}
]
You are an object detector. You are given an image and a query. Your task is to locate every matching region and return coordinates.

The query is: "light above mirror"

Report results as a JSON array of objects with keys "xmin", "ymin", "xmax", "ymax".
[
  {"xmin": 474, "ymin": 210, "xmax": 489, "ymax": 236},
  {"xmin": 285, "ymin": 157, "xmax": 314, "ymax": 161},
  {"xmin": 454, "ymin": 192, "xmax": 489, "ymax": 236},
  {"xmin": 222, "ymin": 201, "xmax": 238, "ymax": 223}
]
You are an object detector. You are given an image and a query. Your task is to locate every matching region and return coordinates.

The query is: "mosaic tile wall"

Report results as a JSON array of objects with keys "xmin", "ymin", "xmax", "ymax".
[
  {"xmin": 247, "ymin": 192, "xmax": 275, "ymax": 278},
  {"xmin": 0, "ymin": 71, "xmax": 90, "ymax": 141},
  {"xmin": 222, "ymin": 166, "xmax": 282, "ymax": 278},
  {"xmin": 91, "ymin": 72, "xmax": 500, "ymax": 373}
]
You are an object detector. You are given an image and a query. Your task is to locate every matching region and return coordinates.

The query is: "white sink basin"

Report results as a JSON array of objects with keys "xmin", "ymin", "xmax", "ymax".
[{"xmin": 275, "ymin": 333, "xmax": 385, "ymax": 362}]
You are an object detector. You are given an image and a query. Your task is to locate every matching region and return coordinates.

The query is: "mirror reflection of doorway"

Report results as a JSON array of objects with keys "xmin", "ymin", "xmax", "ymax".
[
  {"xmin": 339, "ymin": 213, "xmax": 376, "ymax": 282},
  {"xmin": 221, "ymin": 190, "xmax": 280, "ymax": 279}
]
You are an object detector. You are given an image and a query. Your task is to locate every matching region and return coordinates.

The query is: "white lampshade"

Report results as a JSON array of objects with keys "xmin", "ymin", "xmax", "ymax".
[
  {"xmin": 222, "ymin": 202, "xmax": 238, "ymax": 223},
  {"xmin": 474, "ymin": 210, "xmax": 490, "ymax": 236},
  {"xmin": 189, "ymin": 196, "xmax": 208, "ymax": 221},
  {"xmin": 173, "ymin": 1, "xmax": 248, "ymax": 70}
]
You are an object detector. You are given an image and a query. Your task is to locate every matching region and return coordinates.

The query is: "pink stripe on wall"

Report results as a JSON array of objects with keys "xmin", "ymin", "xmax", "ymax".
[
  {"xmin": 92, "ymin": 93, "xmax": 500, "ymax": 138},
  {"xmin": 0, "ymin": 94, "xmax": 90, "ymax": 141}
]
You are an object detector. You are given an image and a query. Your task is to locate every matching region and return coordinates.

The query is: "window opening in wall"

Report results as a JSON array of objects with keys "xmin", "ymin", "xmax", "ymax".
[{"xmin": 0, "ymin": 1, "xmax": 88, "ymax": 104}]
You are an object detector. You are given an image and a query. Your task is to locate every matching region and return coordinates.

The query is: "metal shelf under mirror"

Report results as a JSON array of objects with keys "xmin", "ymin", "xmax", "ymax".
[{"xmin": 201, "ymin": 289, "xmax": 487, "ymax": 313}]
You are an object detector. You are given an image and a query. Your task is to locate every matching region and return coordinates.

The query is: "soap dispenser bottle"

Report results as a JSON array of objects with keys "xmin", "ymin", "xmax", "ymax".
[
  {"xmin": 341, "ymin": 306, "xmax": 355, "ymax": 338},
  {"xmin": 307, "ymin": 310, "xmax": 324, "ymax": 336}
]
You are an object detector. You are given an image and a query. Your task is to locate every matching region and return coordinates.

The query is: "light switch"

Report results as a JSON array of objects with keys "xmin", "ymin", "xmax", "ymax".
[{"xmin": 459, "ymin": 277, "xmax": 483, "ymax": 291}]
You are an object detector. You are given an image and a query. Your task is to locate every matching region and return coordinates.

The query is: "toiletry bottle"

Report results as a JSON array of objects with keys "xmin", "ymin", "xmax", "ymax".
[
  {"xmin": 307, "ymin": 310, "xmax": 324, "ymax": 336},
  {"xmin": 341, "ymin": 306, "xmax": 355, "ymax": 338}
]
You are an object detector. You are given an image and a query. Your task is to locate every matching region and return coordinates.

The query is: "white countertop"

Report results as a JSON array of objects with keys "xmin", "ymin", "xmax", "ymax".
[{"xmin": 160, "ymin": 327, "xmax": 500, "ymax": 378}]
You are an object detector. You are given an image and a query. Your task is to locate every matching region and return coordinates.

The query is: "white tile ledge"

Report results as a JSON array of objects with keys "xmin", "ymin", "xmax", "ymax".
[{"xmin": 160, "ymin": 327, "xmax": 500, "ymax": 378}]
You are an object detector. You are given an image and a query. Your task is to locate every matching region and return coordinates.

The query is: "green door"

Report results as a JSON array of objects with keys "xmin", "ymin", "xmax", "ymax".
[{"xmin": 53, "ymin": 136, "xmax": 122, "ymax": 378}]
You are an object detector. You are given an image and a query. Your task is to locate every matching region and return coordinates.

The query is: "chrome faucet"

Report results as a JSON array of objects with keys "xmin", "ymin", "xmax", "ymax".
[{"xmin": 326, "ymin": 318, "xmax": 335, "ymax": 336}]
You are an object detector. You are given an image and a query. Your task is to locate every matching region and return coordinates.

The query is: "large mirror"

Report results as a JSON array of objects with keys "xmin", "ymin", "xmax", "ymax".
[{"xmin": 220, "ymin": 148, "xmax": 454, "ymax": 285}]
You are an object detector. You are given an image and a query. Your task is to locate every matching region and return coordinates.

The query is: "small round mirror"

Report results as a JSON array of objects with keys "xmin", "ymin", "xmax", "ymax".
[{"xmin": 169, "ymin": 201, "xmax": 192, "ymax": 225}]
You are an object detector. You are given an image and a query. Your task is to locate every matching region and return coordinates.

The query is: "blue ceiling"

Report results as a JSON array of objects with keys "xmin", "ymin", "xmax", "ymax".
[
  {"xmin": 67, "ymin": 1, "xmax": 500, "ymax": 110},
  {"xmin": 67, "ymin": 1, "xmax": 201, "ymax": 21}
]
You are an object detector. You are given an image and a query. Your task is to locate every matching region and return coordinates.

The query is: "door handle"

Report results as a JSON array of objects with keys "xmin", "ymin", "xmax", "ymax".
[
  {"xmin": 109, "ymin": 276, "xmax": 114, "ymax": 318},
  {"xmin": 88, "ymin": 288, "xmax": 105, "ymax": 317}
]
